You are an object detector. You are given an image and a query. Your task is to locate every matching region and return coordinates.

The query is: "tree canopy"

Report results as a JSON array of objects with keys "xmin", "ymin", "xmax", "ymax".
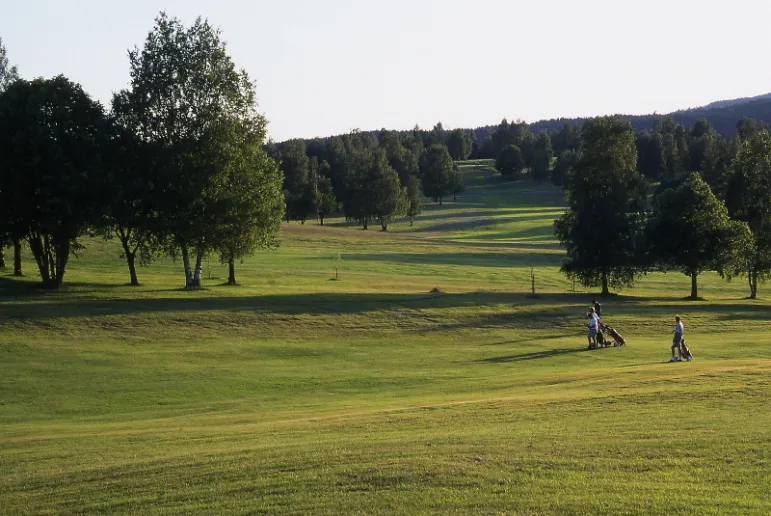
[
  {"xmin": 646, "ymin": 172, "xmax": 752, "ymax": 299},
  {"xmin": 554, "ymin": 117, "xmax": 647, "ymax": 295},
  {"xmin": 725, "ymin": 130, "xmax": 771, "ymax": 298}
]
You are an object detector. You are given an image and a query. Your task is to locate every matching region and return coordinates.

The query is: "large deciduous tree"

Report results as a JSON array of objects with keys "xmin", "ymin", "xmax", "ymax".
[
  {"xmin": 646, "ymin": 172, "xmax": 752, "ymax": 299},
  {"xmin": 99, "ymin": 112, "xmax": 164, "ymax": 286},
  {"xmin": 115, "ymin": 12, "xmax": 272, "ymax": 288},
  {"xmin": 0, "ymin": 76, "xmax": 109, "ymax": 287},
  {"xmin": 724, "ymin": 130, "xmax": 771, "ymax": 298},
  {"xmin": 554, "ymin": 117, "xmax": 647, "ymax": 295},
  {"xmin": 216, "ymin": 120, "xmax": 284, "ymax": 285}
]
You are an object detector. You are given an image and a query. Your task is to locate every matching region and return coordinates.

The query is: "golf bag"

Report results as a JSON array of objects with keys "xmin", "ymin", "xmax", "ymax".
[
  {"xmin": 600, "ymin": 322, "xmax": 626, "ymax": 346},
  {"xmin": 680, "ymin": 339, "xmax": 692, "ymax": 360}
]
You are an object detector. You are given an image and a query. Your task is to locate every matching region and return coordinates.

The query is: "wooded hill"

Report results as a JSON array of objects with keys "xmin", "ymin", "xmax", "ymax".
[{"xmin": 529, "ymin": 92, "xmax": 771, "ymax": 136}]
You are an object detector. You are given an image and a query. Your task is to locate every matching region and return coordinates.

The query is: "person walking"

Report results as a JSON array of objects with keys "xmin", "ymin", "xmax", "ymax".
[
  {"xmin": 670, "ymin": 315, "xmax": 684, "ymax": 362},
  {"xmin": 587, "ymin": 307, "xmax": 599, "ymax": 349},
  {"xmin": 592, "ymin": 299, "xmax": 602, "ymax": 317}
]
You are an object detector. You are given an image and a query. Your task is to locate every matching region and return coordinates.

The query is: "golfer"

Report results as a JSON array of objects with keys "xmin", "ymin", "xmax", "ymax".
[
  {"xmin": 587, "ymin": 307, "xmax": 599, "ymax": 349},
  {"xmin": 670, "ymin": 315, "xmax": 684, "ymax": 362}
]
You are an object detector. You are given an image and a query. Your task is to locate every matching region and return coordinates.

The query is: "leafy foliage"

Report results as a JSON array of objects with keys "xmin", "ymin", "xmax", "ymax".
[
  {"xmin": 495, "ymin": 145, "xmax": 525, "ymax": 178},
  {"xmin": 725, "ymin": 130, "xmax": 771, "ymax": 298},
  {"xmin": 646, "ymin": 172, "xmax": 752, "ymax": 299},
  {"xmin": 420, "ymin": 144, "xmax": 454, "ymax": 204},
  {"xmin": 114, "ymin": 12, "xmax": 273, "ymax": 287},
  {"xmin": 0, "ymin": 76, "xmax": 109, "ymax": 287},
  {"xmin": 554, "ymin": 117, "xmax": 647, "ymax": 294}
]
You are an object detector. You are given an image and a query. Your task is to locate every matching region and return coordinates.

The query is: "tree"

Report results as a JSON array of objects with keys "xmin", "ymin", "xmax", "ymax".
[
  {"xmin": 635, "ymin": 131, "xmax": 666, "ymax": 180},
  {"xmin": 405, "ymin": 176, "xmax": 424, "ymax": 226},
  {"xmin": 115, "ymin": 13, "xmax": 266, "ymax": 287},
  {"xmin": 0, "ymin": 37, "xmax": 20, "ymax": 274},
  {"xmin": 315, "ymin": 166, "xmax": 337, "ymax": 226},
  {"xmin": 98, "ymin": 120, "xmax": 163, "ymax": 286},
  {"xmin": 428, "ymin": 122, "xmax": 446, "ymax": 146},
  {"xmin": 216, "ymin": 128, "xmax": 284, "ymax": 285},
  {"xmin": 279, "ymin": 139, "xmax": 309, "ymax": 191},
  {"xmin": 530, "ymin": 131, "xmax": 554, "ymax": 182},
  {"xmin": 369, "ymin": 150, "xmax": 405, "ymax": 231},
  {"xmin": 701, "ymin": 135, "xmax": 740, "ymax": 196},
  {"xmin": 420, "ymin": 144, "xmax": 454, "ymax": 204},
  {"xmin": 495, "ymin": 145, "xmax": 524, "ymax": 178},
  {"xmin": 0, "ymin": 37, "xmax": 19, "ymax": 90},
  {"xmin": 724, "ymin": 130, "xmax": 771, "ymax": 298},
  {"xmin": 0, "ymin": 76, "xmax": 108, "ymax": 288},
  {"xmin": 646, "ymin": 172, "xmax": 752, "ymax": 299},
  {"xmin": 448, "ymin": 164, "xmax": 464, "ymax": 201},
  {"xmin": 447, "ymin": 129, "xmax": 472, "ymax": 161},
  {"xmin": 479, "ymin": 135, "xmax": 497, "ymax": 159},
  {"xmin": 737, "ymin": 117, "xmax": 762, "ymax": 142},
  {"xmin": 554, "ymin": 117, "xmax": 647, "ymax": 295}
]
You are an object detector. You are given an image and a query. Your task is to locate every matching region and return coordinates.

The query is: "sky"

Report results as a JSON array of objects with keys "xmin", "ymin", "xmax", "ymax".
[{"xmin": 2, "ymin": 0, "xmax": 771, "ymax": 142}]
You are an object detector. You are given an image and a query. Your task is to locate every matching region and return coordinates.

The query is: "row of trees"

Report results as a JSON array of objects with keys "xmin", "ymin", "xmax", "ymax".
[
  {"xmin": 272, "ymin": 127, "xmax": 466, "ymax": 229},
  {"xmin": 555, "ymin": 116, "xmax": 771, "ymax": 299},
  {"xmin": 0, "ymin": 16, "xmax": 285, "ymax": 288}
]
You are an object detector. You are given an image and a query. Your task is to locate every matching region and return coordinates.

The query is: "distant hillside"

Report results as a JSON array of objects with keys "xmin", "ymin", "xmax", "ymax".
[
  {"xmin": 695, "ymin": 92, "xmax": 771, "ymax": 111},
  {"xmin": 528, "ymin": 93, "xmax": 771, "ymax": 136}
]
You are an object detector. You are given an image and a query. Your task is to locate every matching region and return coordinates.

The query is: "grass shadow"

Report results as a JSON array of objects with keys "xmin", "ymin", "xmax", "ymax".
[{"xmin": 478, "ymin": 347, "xmax": 588, "ymax": 364}]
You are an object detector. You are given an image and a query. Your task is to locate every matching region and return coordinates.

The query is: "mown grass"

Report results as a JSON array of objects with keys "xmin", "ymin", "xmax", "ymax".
[{"xmin": 2, "ymin": 166, "xmax": 770, "ymax": 514}]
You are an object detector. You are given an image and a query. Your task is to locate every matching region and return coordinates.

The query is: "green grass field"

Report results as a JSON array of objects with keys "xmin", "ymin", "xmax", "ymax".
[{"xmin": 2, "ymin": 163, "xmax": 771, "ymax": 514}]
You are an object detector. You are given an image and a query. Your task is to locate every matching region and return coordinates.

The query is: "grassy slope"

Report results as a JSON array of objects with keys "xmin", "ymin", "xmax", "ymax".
[{"xmin": 2, "ymin": 162, "xmax": 770, "ymax": 514}]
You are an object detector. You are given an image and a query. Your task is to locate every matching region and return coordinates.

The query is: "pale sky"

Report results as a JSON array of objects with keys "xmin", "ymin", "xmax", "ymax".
[{"xmin": 2, "ymin": 0, "xmax": 770, "ymax": 141}]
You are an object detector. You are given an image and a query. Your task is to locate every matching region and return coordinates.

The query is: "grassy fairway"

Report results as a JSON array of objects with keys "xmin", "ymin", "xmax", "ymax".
[{"xmin": 2, "ymin": 167, "xmax": 771, "ymax": 514}]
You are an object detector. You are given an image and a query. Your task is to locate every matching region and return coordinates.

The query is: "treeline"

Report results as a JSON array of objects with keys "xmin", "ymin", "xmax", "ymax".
[
  {"xmin": 555, "ymin": 117, "xmax": 771, "ymax": 299},
  {"xmin": 282, "ymin": 113, "xmax": 770, "ymax": 193},
  {"xmin": 267, "ymin": 125, "xmax": 467, "ymax": 229},
  {"xmin": 0, "ymin": 16, "xmax": 285, "ymax": 289}
]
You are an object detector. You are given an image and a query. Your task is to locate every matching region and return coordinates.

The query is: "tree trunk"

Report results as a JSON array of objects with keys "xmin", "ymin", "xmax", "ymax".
[
  {"xmin": 363, "ymin": 218, "xmax": 368, "ymax": 230},
  {"xmin": 13, "ymin": 238, "xmax": 22, "ymax": 276},
  {"xmin": 228, "ymin": 257, "xmax": 236, "ymax": 285},
  {"xmin": 601, "ymin": 270, "xmax": 609, "ymax": 295},
  {"xmin": 749, "ymin": 269, "xmax": 758, "ymax": 299},
  {"xmin": 53, "ymin": 239, "xmax": 69, "ymax": 287},
  {"xmin": 192, "ymin": 249, "xmax": 204, "ymax": 288},
  {"xmin": 0, "ymin": 242, "xmax": 5, "ymax": 269},
  {"xmin": 119, "ymin": 230, "xmax": 140, "ymax": 286},
  {"xmin": 690, "ymin": 271, "xmax": 698, "ymax": 299},
  {"xmin": 182, "ymin": 246, "xmax": 193, "ymax": 288},
  {"xmin": 380, "ymin": 218, "xmax": 388, "ymax": 231},
  {"xmin": 28, "ymin": 234, "xmax": 65, "ymax": 288},
  {"xmin": 319, "ymin": 215, "xmax": 324, "ymax": 226},
  {"xmin": 410, "ymin": 216, "xmax": 414, "ymax": 227}
]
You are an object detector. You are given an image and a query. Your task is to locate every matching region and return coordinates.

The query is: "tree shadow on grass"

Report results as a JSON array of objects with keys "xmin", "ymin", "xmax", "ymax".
[
  {"xmin": 2, "ymin": 277, "xmax": 769, "ymax": 327},
  {"xmin": 478, "ymin": 347, "xmax": 589, "ymax": 364},
  {"xmin": 338, "ymin": 252, "xmax": 562, "ymax": 269},
  {"xmin": 0, "ymin": 288, "xmax": 597, "ymax": 321}
]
